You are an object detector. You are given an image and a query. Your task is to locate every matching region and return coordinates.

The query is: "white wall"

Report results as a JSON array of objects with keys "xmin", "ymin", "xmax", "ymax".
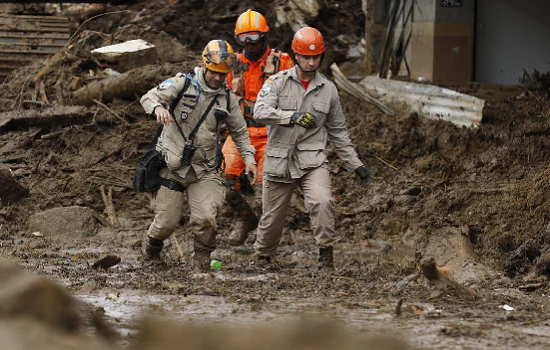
[{"xmin": 475, "ymin": 0, "xmax": 550, "ymax": 85}]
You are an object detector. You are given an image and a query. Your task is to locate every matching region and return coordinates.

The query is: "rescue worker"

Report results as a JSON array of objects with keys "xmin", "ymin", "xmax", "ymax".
[
  {"xmin": 140, "ymin": 39, "xmax": 258, "ymax": 271},
  {"xmin": 252, "ymin": 27, "xmax": 371, "ymax": 269},
  {"xmin": 222, "ymin": 9, "xmax": 294, "ymax": 246}
]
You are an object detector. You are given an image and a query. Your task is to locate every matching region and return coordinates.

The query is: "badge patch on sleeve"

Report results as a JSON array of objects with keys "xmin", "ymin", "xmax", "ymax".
[
  {"xmin": 157, "ymin": 78, "xmax": 176, "ymax": 90},
  {"xmin": 258, "ymin": 80, "xmax": 274, "ymax": 97}
]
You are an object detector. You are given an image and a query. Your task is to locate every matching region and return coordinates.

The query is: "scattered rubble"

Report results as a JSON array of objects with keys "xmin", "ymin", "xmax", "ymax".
[
  {"xmin": 28, "ymin": 206, "xmax": 104, "ymax": 239},
  {"xmin": 91, "ymin": 39, "xmax": 157, "ymax": 72},
  {"xmin": 0, "ymin": 168, "xmax": 28, "ymax": 206}
]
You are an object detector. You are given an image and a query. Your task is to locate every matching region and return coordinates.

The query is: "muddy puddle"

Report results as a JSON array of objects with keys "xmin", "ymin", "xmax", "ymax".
[
  {"xmin": 7, "ymin": 225, "xmax": 549, "ymax": 349},
  {"xmin": 78, "ymin": 283, "xmax": 550, "ymax": 349}
]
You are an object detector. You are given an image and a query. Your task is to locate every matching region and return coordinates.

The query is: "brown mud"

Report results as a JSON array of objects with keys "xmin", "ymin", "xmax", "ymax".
[{"xmin": 1, "ymin": 0, "xmax": 550, "ymax": 349}]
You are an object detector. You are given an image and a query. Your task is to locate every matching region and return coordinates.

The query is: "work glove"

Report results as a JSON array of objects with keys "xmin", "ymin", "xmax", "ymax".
[
  {"xmin": 354, "ymin": 165, "xmax": 371, "ymax": 186},
  {"xmin": 214, "ymin": 107, "xmax": 229, "ymax": 122},
  {"xmin": 290, "ymin": 112, "xmax": 317, "ymax": 129}
]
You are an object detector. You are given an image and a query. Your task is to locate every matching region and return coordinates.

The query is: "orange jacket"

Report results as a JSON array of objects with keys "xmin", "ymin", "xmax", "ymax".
[{"xmin": 227, "ymin": 46, "xmax": 294, "ymax": 121}]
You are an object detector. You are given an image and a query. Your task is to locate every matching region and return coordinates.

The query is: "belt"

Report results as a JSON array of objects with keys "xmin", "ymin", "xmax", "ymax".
[
  {"xmin": 245, "ymin": 117, "xmax": 265, "ymax": 128},
  {"xmin": 160, "ymin": 178, "xmax": 186, "ymax": 192}
]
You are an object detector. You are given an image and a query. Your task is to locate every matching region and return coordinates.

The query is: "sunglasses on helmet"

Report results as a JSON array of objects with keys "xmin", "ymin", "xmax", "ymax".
[
  {"xmin": 235, "ymin": 31, "xmax": 264, "ymax": 45},
  {"xmin": 204, "ymin": 51, "xmax": 235, "ymax": 67}
]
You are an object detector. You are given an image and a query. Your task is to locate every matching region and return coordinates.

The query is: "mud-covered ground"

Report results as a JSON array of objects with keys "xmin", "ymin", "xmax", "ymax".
[{"xmin": 2, "ymin": 0, "xmax": 550, "ymax": 349}]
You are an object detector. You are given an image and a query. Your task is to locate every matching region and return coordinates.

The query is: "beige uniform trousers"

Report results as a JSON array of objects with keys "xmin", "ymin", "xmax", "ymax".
[
  {"xmin": 254, "ymin": 166, "xmax": 337, "ymax": 255},
  {"xmin": 147, "ymin": 167, "xmax": 225, "ymax": 252}
]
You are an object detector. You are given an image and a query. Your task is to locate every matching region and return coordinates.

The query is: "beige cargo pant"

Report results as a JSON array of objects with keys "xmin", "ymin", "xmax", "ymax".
[
  {"xmin": 254, "ymin": 166, "xmax": 337, "ymax": 255},
  {"xmin": 147, "ymin": 167, "xmax": 225, "ymax": 252}
]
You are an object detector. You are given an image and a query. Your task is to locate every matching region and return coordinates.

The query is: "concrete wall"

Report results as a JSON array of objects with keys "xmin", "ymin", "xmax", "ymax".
[
  {"xmin": 475, "ymin": 0, "xmax": 550, "ymax": 85},
  {"xmin": 410, "ymin": 0, "xmax": 436, "ymax": 80},
  {"xmin": 411, "ymin": 0, "xmax": 474, "ymax": 82}
]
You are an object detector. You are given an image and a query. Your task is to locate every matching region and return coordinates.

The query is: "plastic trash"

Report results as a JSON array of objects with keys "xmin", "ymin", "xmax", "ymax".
[
  {"xmin": 210, "ymin": 259, "xmax": 222, "ymax": 270},
  {"xmin": 499, "ymin": 304, "xmax": 514, "ymax": 311},
  {"xmin": 417, "ymin": 76, "xmax": 429, "ymax": 83}
]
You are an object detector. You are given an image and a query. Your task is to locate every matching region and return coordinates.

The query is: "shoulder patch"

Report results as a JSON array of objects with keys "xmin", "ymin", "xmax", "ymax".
[
  {"xmin": 157, "ymin": 78, "xmax": 176, "ymax": 90},
  {"xmin": 258, "ymin": 79, "xmax": 274, "ymax": 97}
]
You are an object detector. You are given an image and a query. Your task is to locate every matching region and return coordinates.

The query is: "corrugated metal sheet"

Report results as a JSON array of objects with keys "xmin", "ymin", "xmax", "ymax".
[
  {"xmin": 359, "ymin": 75, "xmax": 485, "ymax": 128},
  {"xmin": 0, "ymin": 15, "xmax": 70, "ymax": 80}
]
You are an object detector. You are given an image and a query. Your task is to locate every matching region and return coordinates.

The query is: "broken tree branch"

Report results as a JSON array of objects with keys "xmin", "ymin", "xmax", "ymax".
[
  {"xmin": 420, "ymin": 258, "xmax": 480, "ymax": 298},
  {"xmin": 331, "ymin": 63, "xmax": 395, "ymax": 116},
  {"xmin": 93, "ymin": 99, "xmax": 128, "ymax": 124},
  {"xmin": 99, "ymin": 185, "xmax": 118, "ymax": 227},
  {"xmin": 39, "ymin": 81, "xmax": 49, "ymax": 105},
  {"xmin": 33, "ymin": 51, "xmax": 63, "ymax": 83},
  {"xmin": 172, "ymin": 235, "xmax": 184, "ymax": 260}
]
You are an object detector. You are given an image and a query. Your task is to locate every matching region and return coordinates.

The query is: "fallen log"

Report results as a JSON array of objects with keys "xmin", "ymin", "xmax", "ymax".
[
  {"xmin": 0, "ymin": 106, "xmax": 93, "ymax": 131},
  {"xmin": 518, "ymin": 282, "xmax": 549, "ymax": 292},
  {"xmin": 73, "ymin": 64, "xmax": 164, "ymax": 104}
]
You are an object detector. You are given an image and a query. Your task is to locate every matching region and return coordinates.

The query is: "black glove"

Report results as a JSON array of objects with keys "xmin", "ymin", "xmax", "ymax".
[
  {"xmin": 290, "ymin": 112, "xmax": 317, "ymax": 129},
  {"xmin": 354, "ymin": 165, "xmax": 371, "ymax": 186}
]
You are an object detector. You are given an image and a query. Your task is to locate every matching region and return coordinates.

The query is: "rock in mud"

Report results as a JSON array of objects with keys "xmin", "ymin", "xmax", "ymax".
[
  {"xmin": 91, "ymin": 39, "xmax": 158, "ymax": 73},
  {"xmin": 92, "ymin": 255, "xmax": 121, "ymax": 270},
  {"xmin": 535, "ymin": 251, "xmax": 550, "ymax": 276},
  {"xmin": 28, "ymin": 206, "xmax": 103, "ymax": 239},
  {"xmin": 0, "ymin": 168, "xmax": 29, "ymax": 206}
]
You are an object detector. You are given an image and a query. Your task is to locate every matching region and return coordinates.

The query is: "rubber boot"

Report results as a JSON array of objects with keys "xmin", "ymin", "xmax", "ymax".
[
  {"xmin": 318, "ymin": 247, "xmax": 334, "ymax": 269},
  {"xmin": 226, "ymin": 191, "xmax": 259, "ymax": 246},
  {"xmin": 145, "ymin": 236, "xmax": 163, "ymax": 259},
  {"xmin": 249, "ymin": 253, "xmax": 279, "ymax": 270},
  {"xmin": 193, "ymin": 247, "xmax": 211, "ymax": 273}
]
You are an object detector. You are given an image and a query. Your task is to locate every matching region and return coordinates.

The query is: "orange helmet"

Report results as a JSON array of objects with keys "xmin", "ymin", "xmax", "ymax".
[
  {"xmin": 234, "ymin": 9, "xmax": 270, "ymax": 45},
  {"xmin": 202, "ymin": 40, "xmax": 235, "ymax": 73},
  {"xmin": 291, "ymin": 27, "xmax": 325, "ymax": 56}
]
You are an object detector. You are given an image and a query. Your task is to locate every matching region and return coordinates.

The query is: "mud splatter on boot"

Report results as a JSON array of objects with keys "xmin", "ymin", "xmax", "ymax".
[
  {"xmin": 193, "ymin": 248, "xmax": 211, "ymax": 273},
  {"xmin": 318, "ymin": 247, "xmax": 334, "ymax": 269},
  {"xmin": 145, "ymin": 237, "xmax": 164, "ymax": 260},
  {"xmin": 226, "ymin": 190, "xmax": 258, "ymax": 246},
  {"xmin": 249, "ymin": 254, "xmax": 280, "ymax": 271}
]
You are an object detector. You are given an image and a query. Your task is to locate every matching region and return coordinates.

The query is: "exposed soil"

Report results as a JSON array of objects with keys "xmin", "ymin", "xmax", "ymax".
[{"xmin": 2, "ymin": 0, "xmax": 550, "ymax": 349}]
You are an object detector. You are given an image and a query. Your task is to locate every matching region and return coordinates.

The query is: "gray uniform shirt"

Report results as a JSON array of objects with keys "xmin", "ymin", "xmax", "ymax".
[
  {"xmin": 141, "ymin": 67, "xmax": 255, "ymax": 180},
  {"xmin": 254, "ymin": 66, "xmax": 363, "ymax": 183}
]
